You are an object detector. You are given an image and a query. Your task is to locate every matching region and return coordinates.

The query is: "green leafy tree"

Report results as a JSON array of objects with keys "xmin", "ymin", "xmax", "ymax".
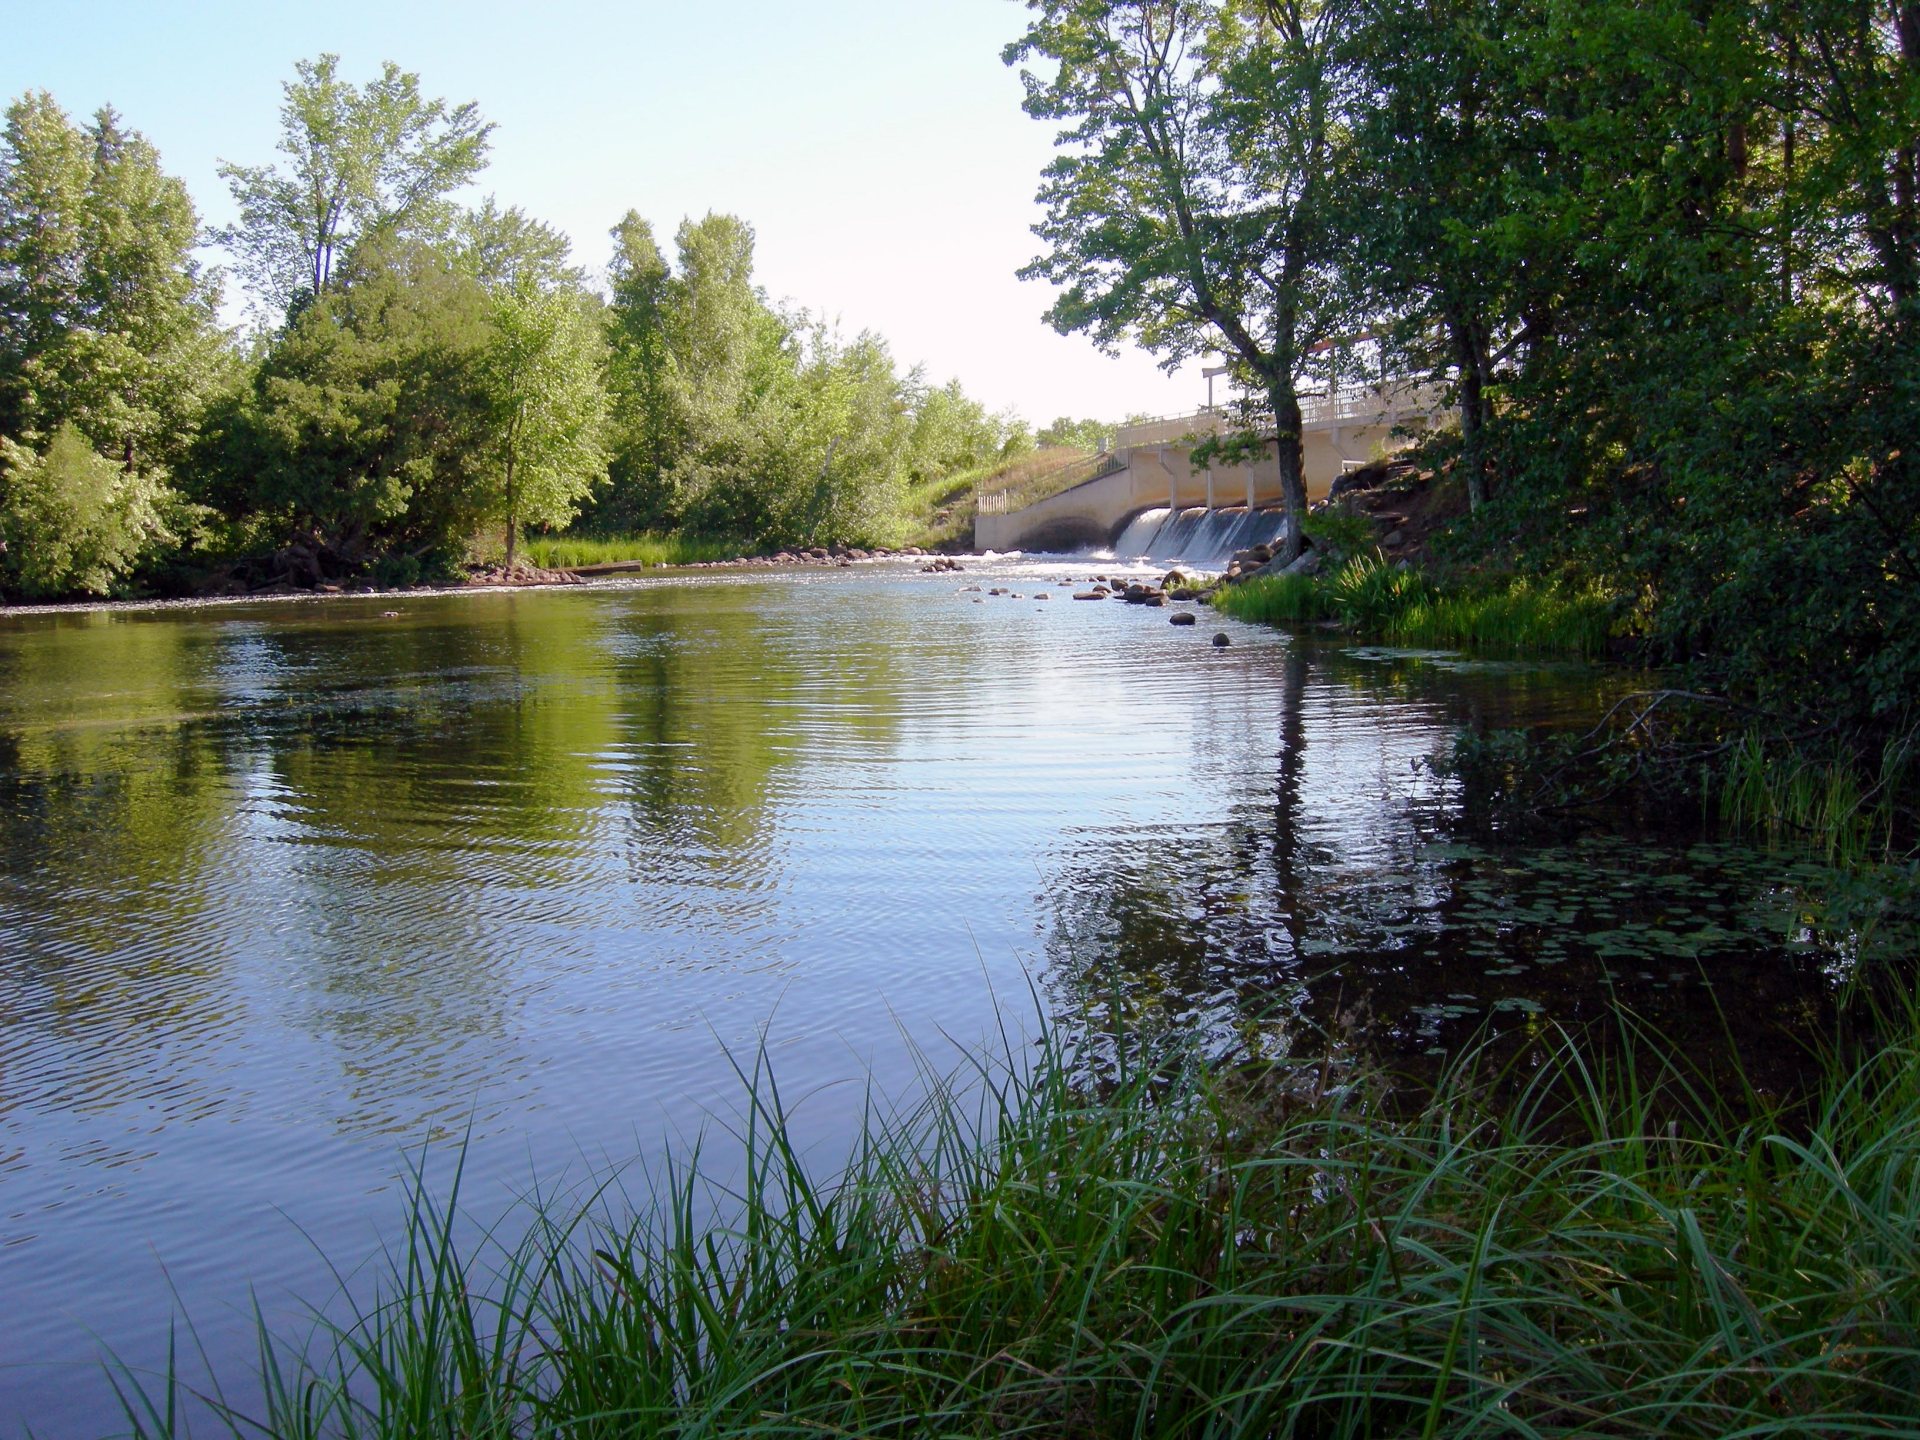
[
  {"xmin": 1008, "ymin": 0, "xmax": 1359, "ymax": 562},
  {"xmin": 596, "ymin": 209, "xmax": 687, "ymax": 531},
  {"xmin": 483, "ymin": 283, "xmax": 609, "ymax": 568},
  {"xmin": 1035, "ymin": 415, "xmax": 1115, "ymax": 450},
  {"xmin": 1340, "ymin": 0, "xmax": 1550, "ymax": 509},
  {"xmin": 0, "ymin": 421, "xmax": 173, "ymax": 595},
  {"xmin": 454, "ymin": 197, "xmax": 580, "ymax": 293},
  {"xmin": 0, "ymin": 93, "xmax": 223, "ymax": 473},
  {"xmin": 197, "ymin": 234, "xmax": 494, "ymax": 580},
  {"xmin": 218, "ymin": 55, "xmax": 492, "ymax": 321}
]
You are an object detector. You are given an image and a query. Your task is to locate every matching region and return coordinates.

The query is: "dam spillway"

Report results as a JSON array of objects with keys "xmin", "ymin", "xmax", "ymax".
[{"xmin": 1107, "ymin": 505, "xmax": 1289, "ymax": 565}]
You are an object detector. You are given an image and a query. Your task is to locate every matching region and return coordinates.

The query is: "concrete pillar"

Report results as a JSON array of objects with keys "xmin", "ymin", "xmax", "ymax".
[{"xmin": 1205, "ymin": 465, "xmax": 1215, "ymax": 511}]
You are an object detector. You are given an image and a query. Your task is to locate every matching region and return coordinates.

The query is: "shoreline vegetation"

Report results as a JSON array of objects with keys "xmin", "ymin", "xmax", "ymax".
[{"xmin": 120, "ymin": 1008, "xmax": 1920, "ymax": 1439}]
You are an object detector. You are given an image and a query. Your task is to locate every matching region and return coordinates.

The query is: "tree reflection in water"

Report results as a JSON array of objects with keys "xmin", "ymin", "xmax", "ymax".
[{"xmin": 1041, "ymin": 640, "xmax": 1850, "ymax": 1106}]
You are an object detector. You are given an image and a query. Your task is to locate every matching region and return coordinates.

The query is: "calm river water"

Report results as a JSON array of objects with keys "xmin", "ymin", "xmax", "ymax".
[{"xmin": 0, "ymin": 559, "xmax": 1853, "ymax": 1436}]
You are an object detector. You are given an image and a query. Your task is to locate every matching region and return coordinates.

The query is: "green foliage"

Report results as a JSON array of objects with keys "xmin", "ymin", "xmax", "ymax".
[
  {"xmin": 217, "ymin": 55, "xmax": 492, "ymax": 322},
  {"xmin": 482, "ymin": 282, "xmax": 609, "ymax": 567},
  {"xmin": 1211, "ymin": 568, "xmax": 1336, "ymax": 624},
  {"xmin": 0, "ymin": 92, "xmax": 225, "ymax": 476},
  {"xmin": 195, "ymin": 235, "xmax": 496, "ymax": 577},
  {"xmin": 1299, "ymin": 503, "xmax": 1375, "ymax": 562},
  {"xmin": 1035, "ymin": 414, "xmax": 1112, "ymax": 450},
  {"xmin": 0, "ymin": 422, "xmax": 174, "ymax": 596},
  {"xmin": 1337, "ymin": 0, "xmax": 1920, "ymax": 740},
  {"xmin": 118, "ymin": 1014, "xmax": 1920, "ymax": 1437},
  {"xmin": 590, "ymin": 209, "xmax": 1018, "ymax": 552}
]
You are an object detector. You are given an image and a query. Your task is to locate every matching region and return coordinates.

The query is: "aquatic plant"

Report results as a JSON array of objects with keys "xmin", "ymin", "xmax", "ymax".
[{"xmin": 118, "ymin": 1009, "xmax": 1920, "ymax": 1439}]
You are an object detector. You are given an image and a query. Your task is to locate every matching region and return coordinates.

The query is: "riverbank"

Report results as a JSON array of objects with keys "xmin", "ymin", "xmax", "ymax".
[{"xmin": 122, "ymin": 1004, "xmax": 1920, "ymax": 1439}]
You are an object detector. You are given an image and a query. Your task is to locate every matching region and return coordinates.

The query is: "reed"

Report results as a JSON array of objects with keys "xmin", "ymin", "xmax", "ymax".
[
  {"xmin": 117, "ymin": 1005, "xmax": 1920, "ymax": 1439},
  {"xmin": 1718, "ymin": 728, "xmax": 1917, "ymax": 867}
]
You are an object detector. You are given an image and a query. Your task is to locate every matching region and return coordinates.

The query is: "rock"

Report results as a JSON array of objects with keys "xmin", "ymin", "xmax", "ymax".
[
  {"xmin": 1072, "ymin": 591, "xmax": 1105, "ymax": 600},
  {"xmin": 1091, "ymin": 584, "xmax": 1110, "ymax": 595},
  {"xmin": 959, "ymin": 585, "xmax": 981, "ymax": 592},
  {"xmin": 1035, "ymin": 592, "xmax": 1051, "ymax": 600},
  {"xmin": 1283, "ymin": 549, "xmax": 1325, "ymax": 577},
  {"xmin": 1170, "ymin": 611, "xmax": 1198, "ymax": 626},
  {"xmin": 382, "ymin": 610, "xmax": 402, "ymax": 619},
  {"xmin": 1162, "ymin": 569, "xmax": 1191, "ymax": 590},
  {"xmin": 1212, "ymin": 632, "xmax": 1231, "ymax": 647},
  {"xmin": 1147, "ymin": 592, "xmax": 1169, "ymax": 607},
  {"xmin": 1383, "ymin": 528, "xmax": 1407, "ymax": 548}
]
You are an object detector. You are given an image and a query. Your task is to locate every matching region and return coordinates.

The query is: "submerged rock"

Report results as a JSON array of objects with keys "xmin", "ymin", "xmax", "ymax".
[
  {"xmin": 1170, "ymin": 611, "xmax": 1197, "ymax": 626},
  {"xmin": 1212, "ymin": 632, "xmax": 1231, "ymax": 646}
]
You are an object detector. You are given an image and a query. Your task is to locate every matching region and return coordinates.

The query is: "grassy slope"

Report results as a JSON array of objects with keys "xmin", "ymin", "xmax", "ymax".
[{"xmin": 898, "ymin": 447, "xmax": 1108, "ymax": 553}]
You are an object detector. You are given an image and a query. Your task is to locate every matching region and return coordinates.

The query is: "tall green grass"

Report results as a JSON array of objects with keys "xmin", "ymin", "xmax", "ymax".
[
  {"xmin": 520, "ymin": 533, "xmax": 739, "ymax": 570},
  {"xmin": 119, "ymin": 1011, "xmax": 1920, "ymax": 1439},
  {"xmin": 1719, "ymin": 729, "xmax": 1917, "ymax": 866},
  {"xmin": 1215, "ymin": 554, "xmax": 1613, "ymax": 658},
  {"xmin": 1386, "ymin": 577, "xmax": 1613, "ymax": 658}
]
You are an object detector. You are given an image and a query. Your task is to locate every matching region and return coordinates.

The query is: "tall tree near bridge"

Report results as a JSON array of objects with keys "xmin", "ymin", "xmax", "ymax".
[{"xmin": 1008, "ymin": 0, "xmax": 1359, "ymax": 563}]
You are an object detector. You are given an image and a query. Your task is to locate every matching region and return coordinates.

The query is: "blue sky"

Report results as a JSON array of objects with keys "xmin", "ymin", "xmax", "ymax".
[{"xmin": 1, "ymin": 0, "xmax": 1205, "ymax": 424}]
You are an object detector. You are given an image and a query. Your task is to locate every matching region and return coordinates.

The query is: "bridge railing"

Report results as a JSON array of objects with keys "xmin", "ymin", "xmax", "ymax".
[{"xmin": 1112, "ymin": 380, "xmax": 1452, "ymax": 451}]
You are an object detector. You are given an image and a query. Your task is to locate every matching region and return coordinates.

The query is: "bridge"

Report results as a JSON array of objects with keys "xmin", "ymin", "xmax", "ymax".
[{"xmin": 974, "ymin": 380, "xmax": 1454, "ymax": 554}]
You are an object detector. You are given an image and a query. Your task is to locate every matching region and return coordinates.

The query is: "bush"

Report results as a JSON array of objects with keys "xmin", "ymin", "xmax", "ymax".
[{"xmin": 0, "ymin": 423, "xmax": 176, "ymax": 598}]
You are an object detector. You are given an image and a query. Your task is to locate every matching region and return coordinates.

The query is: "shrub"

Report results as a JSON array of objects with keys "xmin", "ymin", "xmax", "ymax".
[{"xmin": 0, "ymin": 423, "xmax": 176, "ymax": 598}]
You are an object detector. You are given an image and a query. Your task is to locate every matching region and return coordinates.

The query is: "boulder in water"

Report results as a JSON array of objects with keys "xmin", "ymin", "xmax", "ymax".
[
  {"xmin": 1212, "ymin": 632, "xmax": 1231, "ymax": 647},
  {"xmin": 1170, "ymin": 611, "xmax": 1197, "ymax": 626}
]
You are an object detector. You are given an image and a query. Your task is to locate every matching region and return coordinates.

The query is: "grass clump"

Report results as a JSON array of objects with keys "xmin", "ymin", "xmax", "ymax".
[
  {"xmin": 1386, "ymin": 576, "xmax": 1614, "ymax": 658},
  {"xmin": 519, "ymin": 533, "xmax": 739, "ymax": 570},
  {"xmin": 121, "ymin": 1012, "xmax": 1920, "ymax": 1439},
  {"xmin": 1211, "ymin": 569, "xmax": 1338, "ymax": 624},
  {"xmin": 1215, "ymin": 552, "xmax": 1614, "ymax": 659}
]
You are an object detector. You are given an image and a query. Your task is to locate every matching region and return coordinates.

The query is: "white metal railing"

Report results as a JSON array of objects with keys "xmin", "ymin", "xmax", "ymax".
[
  {"xmin": 1112, "ymin": 409, "xmax": 1228, "ymax": 449},
  {"xmin": 1112, "ymin": 381, "xmax": 1452, "ymax": 451}
]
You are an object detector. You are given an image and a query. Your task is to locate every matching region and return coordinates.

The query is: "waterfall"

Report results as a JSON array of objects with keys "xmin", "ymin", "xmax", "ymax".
[{"xmin": 1108, "ymin": 506, "xmax": 1289, "ymax": 565}]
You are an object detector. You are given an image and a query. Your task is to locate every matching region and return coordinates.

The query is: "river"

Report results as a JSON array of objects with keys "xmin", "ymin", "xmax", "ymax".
[{"xmin": 0, "ymin": 557, "xmax": 1854, "ymax": 1436}]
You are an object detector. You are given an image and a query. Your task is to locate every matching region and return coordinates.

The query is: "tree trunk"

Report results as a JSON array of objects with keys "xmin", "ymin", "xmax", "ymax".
[
  {"xmin": 504, "ymin": 454, "xmax": 517, "ymax": 571},
  {"xmin": 1268, "ymin": 379, "xmax": 1308, "ymax": 565},
  {"xmin": 1446, "ymin": 304, "xmax": 1490, "ymax": 510}
]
